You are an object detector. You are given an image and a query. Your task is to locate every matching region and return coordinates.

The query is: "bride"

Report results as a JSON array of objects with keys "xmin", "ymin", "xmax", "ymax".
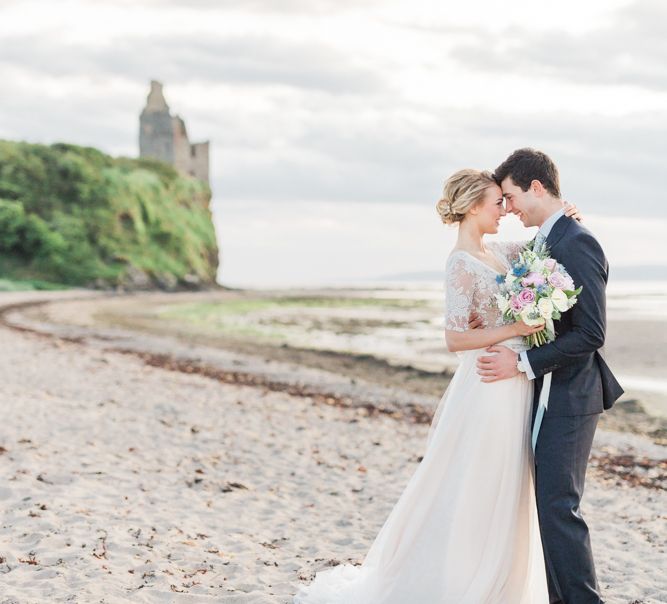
[{"xmin": 294, "ymin": 169, "xmax": 578, "ymax": 603}]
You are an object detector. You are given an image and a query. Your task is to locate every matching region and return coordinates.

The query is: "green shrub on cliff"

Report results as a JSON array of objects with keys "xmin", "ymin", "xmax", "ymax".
[{"xmin": 0, "ymin": 140, "xmax": 219, "ymax": 288}]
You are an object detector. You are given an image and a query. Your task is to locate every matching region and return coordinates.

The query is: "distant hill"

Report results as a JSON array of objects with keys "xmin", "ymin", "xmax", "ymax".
[{"xmin": 0, "ymin": 140, "xmax": 219, "ymax": 289}]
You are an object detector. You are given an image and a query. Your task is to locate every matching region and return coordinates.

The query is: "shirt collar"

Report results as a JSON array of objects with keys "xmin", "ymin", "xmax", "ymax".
[{"xmin": 538, "ymin": 207, "xmax": 566, "ymax": 240}]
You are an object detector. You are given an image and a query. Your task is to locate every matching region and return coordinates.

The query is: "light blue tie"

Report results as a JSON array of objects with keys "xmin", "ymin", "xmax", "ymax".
[{"xmin": 534, "ymin": 231, "xmax": 546, "ymax": 251}]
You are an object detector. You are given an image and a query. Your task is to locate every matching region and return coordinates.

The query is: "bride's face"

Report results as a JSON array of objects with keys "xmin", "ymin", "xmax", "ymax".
[{"xmin": 470, "ymin": 184, "xmax": 506, "ymax": 234}]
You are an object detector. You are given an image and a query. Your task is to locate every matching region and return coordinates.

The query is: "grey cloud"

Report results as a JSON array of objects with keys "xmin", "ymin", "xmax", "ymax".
[
  {"xmin": 0, "ymin": 33, "xmax": 388, "ymax": 95},
  {"xmin": 0, "ymin": 88, "xmax": 137, "ymax": 154},
  {"xmin": 443, "ymin": 110, "xmax": 667, "ymax": 217},
  {"xmin": 202, "ymin": 96, "xmax": 458, "ymax": 205},
  {"xmin": 1, "ymin": 27, "xmax": 665, "ymax": 221},
  {"xmin": 450, "ymin": 0, "xmax": 667, "ymax": 92},
  {"xmin": 209, "ymin": 101, "xmax": 667, "ymax": 219},
  {"xmin": 86, "ymin": 0, "xmax": 382, "ymax": 13},
  {"xmin": 1, "ymin": 60, "xmax": 664, "ymax": 219}
]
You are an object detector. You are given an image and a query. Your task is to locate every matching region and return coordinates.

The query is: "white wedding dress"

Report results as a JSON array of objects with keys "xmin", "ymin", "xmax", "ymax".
[{"xmin": 293, "ymin": 241, "xmax": 549, "ymax": 604}]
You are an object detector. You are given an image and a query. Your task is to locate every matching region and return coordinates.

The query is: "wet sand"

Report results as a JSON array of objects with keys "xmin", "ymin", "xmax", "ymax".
[{"xmin": 12, "ymin": 289, "xmax": 667, "ymax": 442}]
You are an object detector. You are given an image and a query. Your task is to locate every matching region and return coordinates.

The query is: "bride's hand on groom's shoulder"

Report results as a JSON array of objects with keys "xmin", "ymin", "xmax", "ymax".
[{"xmin": 564, "ymin": 201, "xmax": 583, "ymax": 222}]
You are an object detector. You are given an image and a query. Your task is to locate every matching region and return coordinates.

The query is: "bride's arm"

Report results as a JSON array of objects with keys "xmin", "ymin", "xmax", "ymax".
[
  {"xmin": 446, "ymin": 319, "xmax": 544, "ymax": 352},
  {"xmin": 446, "ymin": 323, "xmax": 522, "ymax": 353}
]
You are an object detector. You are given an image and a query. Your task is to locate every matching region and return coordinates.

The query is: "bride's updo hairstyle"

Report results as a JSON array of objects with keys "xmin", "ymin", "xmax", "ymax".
[{"xmin": 436, "ymin": 169, "xmax": 496, "ymax": 225}]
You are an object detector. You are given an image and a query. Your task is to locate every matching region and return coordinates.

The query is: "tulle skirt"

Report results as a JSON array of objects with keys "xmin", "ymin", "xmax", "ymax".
[{"xmin": 294, "ymin": 343, "xmax": 548, "ymax": 603}]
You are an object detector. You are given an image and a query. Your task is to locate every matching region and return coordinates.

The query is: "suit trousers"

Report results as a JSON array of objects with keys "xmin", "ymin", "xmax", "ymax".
[{"xmin": 533, "ymin": 412, "xmax": 602, "ymax": 604}]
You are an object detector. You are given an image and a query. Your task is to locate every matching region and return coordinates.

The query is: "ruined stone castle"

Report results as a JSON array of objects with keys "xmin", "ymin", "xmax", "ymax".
[{"xmin": 139, "ymin": 80, "xmax": 209, "ymax": 183}]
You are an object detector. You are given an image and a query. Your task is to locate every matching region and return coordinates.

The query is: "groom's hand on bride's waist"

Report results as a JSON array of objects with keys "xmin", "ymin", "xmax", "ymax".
[{"xmin": 477, "ymin": 345, "xmax": 519, "ymax": 382}]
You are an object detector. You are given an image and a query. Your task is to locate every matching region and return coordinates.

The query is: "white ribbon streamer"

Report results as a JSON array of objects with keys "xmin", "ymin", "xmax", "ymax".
[{"xmin": 531, "ymin": 372, "xmax": 552, "ymax": 453}]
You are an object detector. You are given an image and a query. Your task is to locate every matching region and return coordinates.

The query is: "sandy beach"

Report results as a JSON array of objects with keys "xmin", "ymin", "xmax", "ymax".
[{"xmin": 0, "ymin": 290, "xmax": 665, "ymax": 603}]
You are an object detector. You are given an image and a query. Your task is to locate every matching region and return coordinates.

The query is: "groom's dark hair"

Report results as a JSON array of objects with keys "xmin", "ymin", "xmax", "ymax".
[{"xmin": 494, "ymin": 148, "xmax": 561, "ymax": 198}]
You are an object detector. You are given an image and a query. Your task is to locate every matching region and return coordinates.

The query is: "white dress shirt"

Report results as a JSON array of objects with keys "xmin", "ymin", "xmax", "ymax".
[{"xmin": 519, "ymin": 207, "xmax": 566, "ymax": 380}]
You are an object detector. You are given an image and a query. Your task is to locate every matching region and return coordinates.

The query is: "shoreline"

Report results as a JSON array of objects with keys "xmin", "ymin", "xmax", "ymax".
[{"xmin": 2, "ymin": 290, "xmax": 666, "ymax": 446}]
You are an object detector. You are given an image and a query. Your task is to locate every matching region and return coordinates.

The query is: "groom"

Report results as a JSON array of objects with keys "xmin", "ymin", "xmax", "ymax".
[{"xmin": 475, "ymin": 148, "xmax": 623, "ymax": 604}]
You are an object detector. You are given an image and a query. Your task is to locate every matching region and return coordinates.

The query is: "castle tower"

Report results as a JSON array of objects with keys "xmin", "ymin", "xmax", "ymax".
[{"xmin": 139, "ymin": 80, "xmax": 210, "ymax": 183}]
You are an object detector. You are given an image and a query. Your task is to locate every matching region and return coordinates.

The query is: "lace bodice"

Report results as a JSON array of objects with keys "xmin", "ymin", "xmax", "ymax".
[{"xmin": 444, "ymin": 240, "xmax": 526, "ymax": 333}]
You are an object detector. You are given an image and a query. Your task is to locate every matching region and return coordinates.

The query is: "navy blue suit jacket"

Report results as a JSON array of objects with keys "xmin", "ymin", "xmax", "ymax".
[{"xmin": 526, "ymin": 216, "xmax": 624, "ymax": 416}]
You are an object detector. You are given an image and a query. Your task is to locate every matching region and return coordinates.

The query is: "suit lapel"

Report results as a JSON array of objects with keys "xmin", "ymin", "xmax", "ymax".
[{"xmin": 545, "ymin": 215, "xmax": 572, "ymax": 250}]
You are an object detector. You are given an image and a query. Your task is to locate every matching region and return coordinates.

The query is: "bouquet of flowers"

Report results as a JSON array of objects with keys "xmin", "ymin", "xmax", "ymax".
[{"xmin": 495, "ymin": 244, "xmax": 582, "ymax": 347}]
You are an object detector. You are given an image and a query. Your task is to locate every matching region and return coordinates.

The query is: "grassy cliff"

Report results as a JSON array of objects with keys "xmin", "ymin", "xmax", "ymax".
[{"xmin": 0, "ymin": 140, "xmax": 219, "ymax": 289}]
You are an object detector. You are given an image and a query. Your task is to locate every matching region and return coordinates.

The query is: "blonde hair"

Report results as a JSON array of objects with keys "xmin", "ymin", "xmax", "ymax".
[{"xmin": 436, "ymin": 169, "xmax": 496, "ymax": 225}]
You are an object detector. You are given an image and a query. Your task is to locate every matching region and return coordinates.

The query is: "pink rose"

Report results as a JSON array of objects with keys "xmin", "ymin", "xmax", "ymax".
[
  {"xmin": 548, "ymin": 272, "xmax": 567, "ymax": 288},
  {"xmin": 544, "ymin": 258, "xmax": 557, "ymax": 272},
  {"xmin": 518, "ymin": 288, "xmax": 536, "ymax": 305},
  {"xmin": 510, "ymin": 296, "xmax": 524, "ymax": 312},
  {"xmin": 521, "ymin": 272, "xmax": 546, "ymax": 287}
]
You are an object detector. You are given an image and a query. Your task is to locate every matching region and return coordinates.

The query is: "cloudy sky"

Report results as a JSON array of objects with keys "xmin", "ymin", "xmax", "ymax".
[{"xmin": 1, "ymin": 0, "xmax": 665, "ymax": 286}]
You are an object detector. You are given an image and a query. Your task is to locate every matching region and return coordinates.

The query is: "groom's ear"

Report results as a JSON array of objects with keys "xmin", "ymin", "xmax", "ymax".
[{"xmin": 530, "ymin": 179, "xmax": 547, "ymax": 197}]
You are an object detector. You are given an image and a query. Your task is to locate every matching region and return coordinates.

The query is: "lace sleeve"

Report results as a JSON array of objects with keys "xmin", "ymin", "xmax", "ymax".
[{"xmin": 444, "ymin": 254, "xmax": 476, "ymax": 332}]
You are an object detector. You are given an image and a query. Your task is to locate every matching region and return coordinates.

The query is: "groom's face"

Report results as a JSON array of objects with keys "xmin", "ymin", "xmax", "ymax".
[{"xmin": 500, "ymin": 177, "xmax": 539, "ymax": 227}]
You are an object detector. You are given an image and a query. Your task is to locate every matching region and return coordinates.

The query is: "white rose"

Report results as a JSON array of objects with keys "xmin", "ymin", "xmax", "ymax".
[
  {"xmin": 538, "ymin": 297, "xmax": 554, "ymax": 319},
  {"xmin": 551, "ymin": 288, "xmax": 569, "ymax": 312},
  {"xmin": 505, "ymin": 274, "xmax": 517, "ymax": 286},
  {"xmin": 520, "ymin": 305, "xmax": 545, "ymax": 326}
]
